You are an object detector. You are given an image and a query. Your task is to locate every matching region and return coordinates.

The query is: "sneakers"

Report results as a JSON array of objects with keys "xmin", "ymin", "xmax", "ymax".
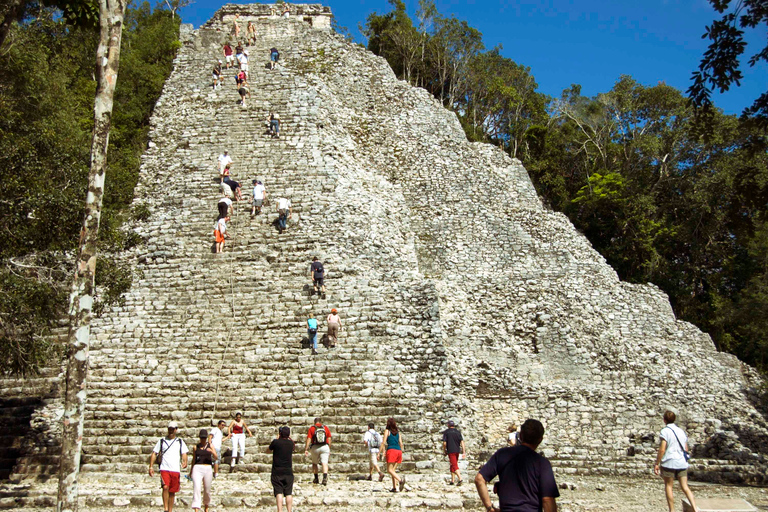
[{"xmin": 366, "ymin": 475, "xmax": 372, "ymax": 481}]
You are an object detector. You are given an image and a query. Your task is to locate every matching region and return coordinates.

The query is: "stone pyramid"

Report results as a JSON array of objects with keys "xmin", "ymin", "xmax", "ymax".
[{"xmin": 1, "ymin": 4, "xmax": 766, "ymax": 506}]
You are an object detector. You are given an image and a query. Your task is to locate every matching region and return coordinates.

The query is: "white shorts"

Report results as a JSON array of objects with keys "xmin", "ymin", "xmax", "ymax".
[
  {"xmin": 226, "ymin": 55, "xmax": 234, "ymax": 63},
  {"xmin": 240, "ymin": 63, "xmax": 249, "ymax": 73},
  {"xmin": 310, "ymin": 444, "xmax": 330, "ymax": 465}
]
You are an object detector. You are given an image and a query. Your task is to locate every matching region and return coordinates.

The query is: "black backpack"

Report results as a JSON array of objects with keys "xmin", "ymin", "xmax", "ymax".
[
  {"xmin": 313, "ymin": 262, "xmax": 324, "ymax": 277},
  {"xmin": 313, "ymin": 425, "xmax": 327, "ymax": 444}
]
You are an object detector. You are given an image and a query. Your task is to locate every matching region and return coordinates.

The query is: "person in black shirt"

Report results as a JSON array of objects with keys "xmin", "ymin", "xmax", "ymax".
[
  {"xmin": 442, "ymin": 420, "xmax": 466, "ymax": 485},
  {"xmin": 309, "ymin": 257, "xmax": 325, "ymax": 296},
  {"xmin": 475, "ymin": 419, "xmax": 559, "ymax": 512},
  {"xmin": 268, "ymin": 426, "xmax": 295, "ymax": 512}
]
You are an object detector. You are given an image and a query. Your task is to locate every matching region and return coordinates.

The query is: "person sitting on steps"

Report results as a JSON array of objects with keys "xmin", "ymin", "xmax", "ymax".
[
  {"xmin": 269, "ymin": 47, "xmax": 279, "ymax": 70},
  {"xmin": 227, "ymin": 412, "xmax": 254, "ymax": 466},
  {"xmin": 267, "ymin": 112, "xmax": 280, "ymax": 138},
  {"xmin": 309, "ymin": 256, "xmax": 325, "ymax": 297},
  {"xmin": 276, "ymin": 197, "xmax": 291, "ymax": 234},
  {"xmin": 251, "ymin": 179, "xmax": 267, "ymax": 216},
  {"xmin": 307, "ymin": 316, "xmax": 319, "ymax": 355}
]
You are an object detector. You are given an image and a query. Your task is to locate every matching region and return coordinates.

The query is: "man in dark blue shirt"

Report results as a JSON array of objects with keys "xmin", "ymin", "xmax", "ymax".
[{"xmin": 474, "ymin": 419, "xmax": 559, "ymax": 512}]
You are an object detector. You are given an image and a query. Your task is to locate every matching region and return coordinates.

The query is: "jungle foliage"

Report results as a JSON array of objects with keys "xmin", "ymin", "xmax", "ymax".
[
  {"xmin": 0, "ymin": 2, "xmax": 179, "ymax": 375},
  {"xmin": 363, "ymin": 0, "xmax": 768, "ymax": 371}
]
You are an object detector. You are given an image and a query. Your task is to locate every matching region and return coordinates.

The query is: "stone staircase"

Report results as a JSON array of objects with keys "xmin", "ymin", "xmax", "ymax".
[{"xmin": 1, "ymin": 3, "xmax": 767, "ymax": 509}]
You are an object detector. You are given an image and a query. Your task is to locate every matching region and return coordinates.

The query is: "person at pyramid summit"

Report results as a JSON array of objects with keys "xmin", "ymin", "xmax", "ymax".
[
  {"xmin": 475, "ymin": 418, "xmax": 559, "ymax": 512},
  {"xmin": 304, "ymin": 418, "xmax": 332, "ymax": 486},
  {"xmin": 148, "ymin": 421, "xmax": 189, "ymax": 512}
]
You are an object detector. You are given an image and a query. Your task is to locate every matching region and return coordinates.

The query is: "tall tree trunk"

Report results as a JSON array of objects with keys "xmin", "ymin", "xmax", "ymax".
[{"xmin": 56, "ymin": 0, "xmax": 125, "ymax": 509}]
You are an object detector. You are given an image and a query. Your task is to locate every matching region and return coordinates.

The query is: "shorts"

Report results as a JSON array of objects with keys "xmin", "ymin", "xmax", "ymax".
[
  {"xmin": 270, "ymin": 52, "xmax": 278, "ymax": 62},
  {"xmin": 313, "ymin": 276, "xmax": 324, "ymax": 287},
  {"xmin": 369, "ymin": 451, "xmax": 379, "ymax": 468},
  {"xmin": 160, "ymin": 470, "xmax": 181, "ymax": 493},
  {"xmin": 253, "ymin": 198, "xmax": 263, "ymax": 207},
  {"xmin": 309, "ymin": 444, "xmax": 330, "ymax": 465},
  {"xmin": 385, "ymin": 449, "xmax": 402, "ymax": 464},
  {"xmin": 271, "ymin": 473, "xmax": 294, "ymax": 496},
  {"xmin": 660, "ymin": 467, "xmax": 688, "ymax": 479},
  {"xmin": 240, "ymin": 63, "xmax": 249, "ymax": 73},
  {"xmin": 214, "ymin": 229, "xmax": 224, "ymax": 243},
  {"xmin": 225, "ymin": 55, "xmax": 234, "ymax": 63},
  {"xmin": 448, "ymin": 452, "xmax": 460, "ymax": 473},
  {"xmin": 212, "ymin": 73, "xmax": 219, "ymax": 80}
]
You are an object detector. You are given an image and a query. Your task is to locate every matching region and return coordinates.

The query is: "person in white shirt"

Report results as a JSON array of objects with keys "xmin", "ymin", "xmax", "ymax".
[
  {"xmin": 251, "ymin": 180, "xmax": 267, "ymax": 216},
  {"xmin": 218, "ymin": 193, "xmax": 233, "ymax": 217},
  {"xmin": 277, "ymin": 197, "xmax": 291, "ymax": 234},
  {"xmin": 363, "ymin": 423, "xmax": 385, "ymax": 481},
  {"xmin": 507, "ymin": 423, "xmax": 519, "ymax": 446},
  {"xmin": 238, "ymin": 51, "xmax": 249, "ymax": 77},
  {"xmin": 218, "ymin": 151, "xmax": 233, "ymax": 181},
  {"xmin": 654, "ymin": 410, "xmax": 699, "ymax": 512},
  {"xmin": 149, "ymin": 421, "xmax": 189, "ymax": 512},
  {"xmin": 214, "ymin": 215, "xmax": 230, "ymax": 253},
  {"xmin": 209, "ymin": 420, "xmax": 226, "ymax": 477}
]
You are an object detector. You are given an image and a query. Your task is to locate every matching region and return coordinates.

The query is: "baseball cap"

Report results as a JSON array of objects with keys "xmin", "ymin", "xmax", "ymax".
[
  {"xmin": 199, "ymin": 429, "xmax": 208, "ymax": 439},
  {"xmin": 446, "ymin": 420, "xmax": 455, "ymax": 427},
  {"xmin": 168, "ymin": 421, "xmax": 178, "ymax": 429}
]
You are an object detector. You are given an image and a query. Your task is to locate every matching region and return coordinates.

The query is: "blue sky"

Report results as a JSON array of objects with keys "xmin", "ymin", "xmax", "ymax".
[{"xmin": 179, "ymin": 1, "xmax": 766, "ymax": 116}]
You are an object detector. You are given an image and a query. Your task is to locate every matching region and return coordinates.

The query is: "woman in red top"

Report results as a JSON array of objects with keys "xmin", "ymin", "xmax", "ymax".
[{"xmin": 227, "ymin": 412, "xmax": 253, "ymax": 465}]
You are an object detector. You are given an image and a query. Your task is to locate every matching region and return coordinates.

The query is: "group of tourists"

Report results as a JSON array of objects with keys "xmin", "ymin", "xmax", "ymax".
[
  {"xmin": 149, "ymin": 411, "xmax": 697, "ymax": 512},
  {"xmin": 214, "ymin": 37, "xmax": 281, "ymax": 112}
]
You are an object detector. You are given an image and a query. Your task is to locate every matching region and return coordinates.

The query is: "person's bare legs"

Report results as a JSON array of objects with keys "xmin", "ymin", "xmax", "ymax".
[
  {"xmin": 285, "ymin": 495, "xmax": 293, "ymax": 512},
  {"xmin": 167, "ymin": 492, "xmax": 176, "ymax": 512},
  {"xmin": 679, "ymin": 477, "xmax": 698, "ymax": 512},
  {"xmin": 276, "ymin": 493, "xmax": 284, "ymax": 512},
  {"xmin": 663, "ymin": 476, "xmax": 675, "ymax": 512},
  {"xmin": 387, "ymin": 462, "xmax": 400, "ymax": 489},
  {"xmin": 161, "ymin": 484, "xmax": 170, "ymax": 512}
]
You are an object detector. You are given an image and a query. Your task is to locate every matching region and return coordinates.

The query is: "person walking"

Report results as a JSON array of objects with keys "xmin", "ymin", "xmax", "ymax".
[
  {"xmin": 380, "ymin": 417, "xmax": 406, "ymax": 492},
  {"xmin": 309, "ymin": 257, "xmax": 325, "ymax": 296},
  {"xmin": 442, "ymin": 420, "xmax": 466, "ymax": 485},
  {"xmin": 307, "ymin": 316, "xmax": 319, "ymax": 355},
  {"xmin": 247, "ymin": 20, "xmax": 256, "ymax": 45},
  {"xmin": 222, "ymin": 165, "xmax": 243, "ymax": 201},
  {"xmin": 268, "ymin": 426, "xmax": 296, "ymax": 512},
  {"xmin": 326, "ymin": 309, "xmax": 341, "ymax": 348},
  {"xmin": 363, "ymin": 423, "xmax": 385, "ymax": 481},
  {"xmin": 276, "ymin": 197, "xmax": 291, "ymax": 234},
  {"xmin": 148, "ymin": 421, "xmax": 189, "ymax": 512},
  {"xmin": 269, "ymin": 47, "xmax": 279, "ymax": 70},
  {"xmin": 223, "ymin": 43, "xmax": 234, "ymax": 68},
  {"xmin": 212, "ymin": 60, "xmax": 222, "ymax": 89},
  {"xmin": 251, "ymin": 179, "xmax": 267, "ymax": 216},
  {"xmin": 227, "ymin": 412, "xmax": 254, "ymax": 466},
  {"xmin": 189, "ymin": 429, "xmax": 217, "ymax": 512},
  {"xmin": 507, "ymin": 423, "xmax": 520, "ymax": 447},
  {"xmin": 654, "ymin": 411, "xmax": 699, "ymax": 512},
  {"xmin": 214, "ymin": 214, "xmax": 230, "ymax": 254},
  {"xmin": 237, "ymin": 50, "xmax": 249, "ymax": 78},
  {"xmin": 209, "ymin": 420, "xmax": 226, "ymax": 477},
  {"xmin": 475, "ymin": 418, "xmax": 559, "ymax": 512},
  {"xmin": 304, "ymin": 418, "xmax": 331, "ymax": 486}
]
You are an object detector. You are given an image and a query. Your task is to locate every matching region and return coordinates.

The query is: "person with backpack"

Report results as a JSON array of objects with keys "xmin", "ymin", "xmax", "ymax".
[
  {"xmin": 307, "ymin": 317, "xmax": 319, "ymax": 355},
  {"xmin": 304, "ymin": 418, "xmax": 331, "ymax": 486},
  {"xmin": 475, "ymin": 419, "xmax": 559, "ymax": 512},
  {"xmin": 326, "ymin": 308, "xmax": 341, "ymax": 348},
  {"xmin": 363, "ymin": 423, "xmax": 385, "ymax": 481},
  {"xmin": 269, "ymin": 47, "xmax": 279, "ymax": 69},
  {"xmin": 227, "ymin": 412, "xmax": 254, "ymax": 466},
  {"xmin": 309, "ymin": 257, "xmax": 325, "ymax": 296},
  {"xmin": 189, "ymin": 429, "xmax": 217, "ymax": 512},
  {"xmin": 654, "ymin": 410, "xmax": 699, "ymax": 512},
  {"xmin": 148, "ymin": 421, "xmax": 189, "ymax": 512},
  {"xmin": 380, "ymin": 417, "xmax": 406, "ymax": 492},
  {"xmin": 268, "ymin": 426, "xmax": 296, "ymax": 512},
  {"xmin": 442, "ymin": 420, "xmax": 466, "ymax": 485}
]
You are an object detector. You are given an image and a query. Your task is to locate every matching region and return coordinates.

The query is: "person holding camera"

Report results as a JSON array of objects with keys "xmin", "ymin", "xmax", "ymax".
[{"xmin": 474, "ymin": 419, "xmax": 559, "ymax": 512}]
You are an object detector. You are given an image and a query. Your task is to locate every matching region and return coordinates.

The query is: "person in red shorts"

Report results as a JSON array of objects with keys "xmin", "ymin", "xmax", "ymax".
[
  {"xmin": 442, "ymin": 420, "xmax": 466, "ymax": 485},
  {"xmin": 380, "ymin": 417, "xmax": 407, "ymax": 492},
  {"xmin": 149, "ymin": 421, "xmax": 189, "ymax": 512}
]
